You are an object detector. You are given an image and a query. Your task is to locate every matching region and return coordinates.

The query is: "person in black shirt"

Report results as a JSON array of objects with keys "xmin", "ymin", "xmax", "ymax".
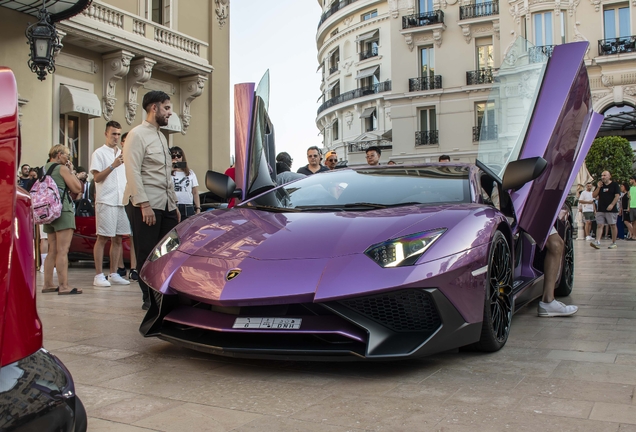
[
  {"xmin": 621, "ymin": 182, "xmax": 634, "ymax": 240},
  {"xmin": 591, "ymin": 170, "xmax": 620, "ymax": 249},
  {"xmin": 297, "ymin": 146, "xmax": 330, "ymax": 176}
]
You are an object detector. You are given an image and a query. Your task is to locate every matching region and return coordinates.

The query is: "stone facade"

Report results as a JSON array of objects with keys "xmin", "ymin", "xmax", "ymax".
[
  {"xmin": 1, "ymin": 0, "xmax": 230, "ymax": 178},
  {"xmin": 316, "ymin": 0, "xmax": 635, "ymax": 165}
]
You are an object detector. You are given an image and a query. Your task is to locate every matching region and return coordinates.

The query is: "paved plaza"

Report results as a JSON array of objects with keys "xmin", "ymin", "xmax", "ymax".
[{"xmin": 37, "ymin": 239, "xmax": 636, "ymax": 431}]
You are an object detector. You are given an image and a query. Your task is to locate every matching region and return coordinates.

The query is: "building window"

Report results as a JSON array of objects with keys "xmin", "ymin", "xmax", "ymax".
[
  {"xmin": 420, "ymin": 47, "xmax": 435, "ymax": 77},
  {"xmin": 362, "ymin": 107, "xmax": 377, "ymax": 131},
  {"xmin": 475, "ymin": 102, "xmax": 496, "ymax": 141},
  {"xmin": 329, "ymin": 81, "xmax": 340, "ymax": 99},
  {"xmin": 362, "ymin": 10, "xmax": 378, "ymax": 21},
  {"xmin": 59, "ymin": 114, "xmax": 80, "ymax": 168},
  {"xmin": 476, "ymin": 37, "xmax": 494, "ymax": 70},
  {"xmin": 331, "ymin": 28, "xmax": 339, "ymax": 37},
  {"xmin": 534, "ymin": 12, "xmax": 553, "ymax": 46},
  {"xmin": 419, "ymin": 108, "xmax": 437, "ymax": 132},
  {"xmin": 419, "ymin": 0, "xmax": 433, "ymax": 13},
  {"xmin": 560, "ymin": 13, "xmax": 566, "ymax": 44},
  {"xmin": 361, "ymin": 68, "xmax": 380, "ymax": 88},
  {"xmin": 332, "ymin": 119, "xmax": 339, "ymax": 141},
  {"xmin": 604, "ymin": 4, "xmax": 630, "ymax": 40},
  {"xmin": 329, "ymin": 48, "xmax": 340, "ymax": 74},
  {"xmin": 149, "ymin": 0, "xmax": 171, "ymax": 27}
]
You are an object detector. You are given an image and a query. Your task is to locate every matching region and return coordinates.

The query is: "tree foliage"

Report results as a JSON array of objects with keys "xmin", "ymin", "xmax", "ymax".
[{"xmin": 585, "ymin": 136, "xmax": 634, "ymax": 182}]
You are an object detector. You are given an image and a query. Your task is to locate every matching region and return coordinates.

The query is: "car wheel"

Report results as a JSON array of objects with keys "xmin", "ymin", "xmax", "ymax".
[
  {"xmin": 473, "ymin": 230, "xmax": 513, "ymax": 352},
  {"xmin": 554, "ymin": 221, "xmax": 574, "ymax": 297}
]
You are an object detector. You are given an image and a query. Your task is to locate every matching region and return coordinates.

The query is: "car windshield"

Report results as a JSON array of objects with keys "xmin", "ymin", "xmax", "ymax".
[
  {"xmin": 476, "ymin": 37, "xmax": 549, "ymax": 179},
  {"xmin": 239, "ymin": 166, "xmax": 470, "ymax": 211}
]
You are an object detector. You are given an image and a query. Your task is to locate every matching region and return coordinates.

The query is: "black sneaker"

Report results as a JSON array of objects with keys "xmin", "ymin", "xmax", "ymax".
[
  {"xmin": 117, "ymin": 267, "xmax": 127, "ymax": 277},
  {"xmin": 129, "ymin": 269, "xmax": 139, "ymax": 281}
]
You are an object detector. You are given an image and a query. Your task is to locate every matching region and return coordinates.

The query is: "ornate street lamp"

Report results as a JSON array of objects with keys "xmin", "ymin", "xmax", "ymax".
[{"xmin": 25, "ymin": 1, "xmax": 63, "ymax": 81}]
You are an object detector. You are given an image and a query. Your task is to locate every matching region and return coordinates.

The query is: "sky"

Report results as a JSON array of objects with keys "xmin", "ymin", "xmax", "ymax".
[{"xmin": 229, "ymin": 1, "xmax": 323, "ymax": 172}]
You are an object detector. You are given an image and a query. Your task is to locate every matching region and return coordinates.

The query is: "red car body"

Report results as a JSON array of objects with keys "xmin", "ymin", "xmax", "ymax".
[
  {"xmin": 0, "ymin": 67, "xmax": 86, "ymax": 431},
  {"xmin": 70, "ymin": 210, "xmax": 132, "ymax": 263}
]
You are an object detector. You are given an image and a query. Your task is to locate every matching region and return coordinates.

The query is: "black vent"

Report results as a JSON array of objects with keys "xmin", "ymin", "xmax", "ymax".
[
  {"xmin": 340, "ymin": 289, "xmax": 441, "ymax": 332},
  {"xmin": 151, "ymin": 289, "xmax": 162, "ymax": 306}
]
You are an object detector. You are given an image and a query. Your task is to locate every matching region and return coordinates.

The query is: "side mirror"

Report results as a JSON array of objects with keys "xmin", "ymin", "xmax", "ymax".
[
  {"xmin": 205, "ymin": 170, "xmax": 242, "ymax": 200},
  {"xmin": 502, "ymin": 157, "xmax": 547, "ymax": 191}
]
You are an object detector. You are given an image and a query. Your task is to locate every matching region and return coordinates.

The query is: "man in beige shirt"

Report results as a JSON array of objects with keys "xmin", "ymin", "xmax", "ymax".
[{"xmin": 123, "ymin": 90, "xmax": 180, "ymax": 310}]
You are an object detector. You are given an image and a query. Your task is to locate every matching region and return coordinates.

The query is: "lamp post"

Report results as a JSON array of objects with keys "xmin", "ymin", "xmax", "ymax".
[{"xmin": 25, "ymin": 1, "xmax": 62, "ymax": 81}]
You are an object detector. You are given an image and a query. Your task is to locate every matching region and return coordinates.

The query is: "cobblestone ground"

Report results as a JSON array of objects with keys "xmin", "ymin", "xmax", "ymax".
[{"xmin": 37, "ymin": 239, "xmax": 636, "ymax": 432}]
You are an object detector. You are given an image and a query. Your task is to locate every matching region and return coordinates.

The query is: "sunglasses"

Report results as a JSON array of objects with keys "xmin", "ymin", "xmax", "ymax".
[
  {"xmin": 171, "ymin": 153, "xmax": 182, "ymax": 158},
  {"xmin": 327, "ymin": 158, "xmax": 337, "ymax": 162},
  {"xmin": 308, "ymin": 154, "xmax": 320, "ymax": 158}
]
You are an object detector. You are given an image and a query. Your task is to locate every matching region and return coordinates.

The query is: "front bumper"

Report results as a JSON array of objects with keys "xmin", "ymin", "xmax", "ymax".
[
  {"xmin": 0, "ymin": 348, "xmax": 85, "ymax": 432},
  {"xmin": 140, "ymin": 287, "xmax": 481, "ymax": 361}
]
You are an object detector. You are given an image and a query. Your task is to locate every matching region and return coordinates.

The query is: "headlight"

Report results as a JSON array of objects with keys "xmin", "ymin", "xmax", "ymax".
[
  {"xmin": 148, "ymin": 229, "xmax": 180, "ymax": 262},
  {"xmin": 364, "ymin": 229, "xmax": 446, "ymax": 268}
]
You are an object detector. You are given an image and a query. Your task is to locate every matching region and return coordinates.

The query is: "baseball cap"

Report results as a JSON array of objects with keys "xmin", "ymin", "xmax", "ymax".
[{"xmin": 324, "ymin": 151, "xmax": 337, "ymax": 161}]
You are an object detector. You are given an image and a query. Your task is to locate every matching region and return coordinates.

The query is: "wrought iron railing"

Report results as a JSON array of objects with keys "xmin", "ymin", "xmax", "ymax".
[
  {"xmin": 415, "ymin": 130, "xmax": 439, "ymax": 146},
  {"xmin": 318, "ymin": 0, "xmax": 359, "ymax": 28},
  {"xmin": 329, "ymin": 64, "xmax": 339, "ymax": 75},
  {"xmin": 409, "ymin": 75, "xmax": 443, "ymax": 91},
  {"xmin": 528, "ymin": 45, "xmax": 555, "ymax": 63},
  {"xmin": 360, "ymin": 47, "xmax": 379, "ymax": 61},
  {"xmin": 473, "ymin": 125, "xmax": 498, "ymax": 142},
  {"xmin": 402, "ymin": 10, "xmax": 444, "ymax": 29},
  {"xmin": 466, "ymin": 69, "xmax": 497, "ymax": 85},
  {"xmin": 459, "ymin": 1, "xmax": 499, "ymax": 20},
  {"xmin": 318, "ymin": 81, "xmax": 392, "ymax": 114},
  {"xmin": 598, "ymin": 36, "xmax": 636, "ymax": 55}
]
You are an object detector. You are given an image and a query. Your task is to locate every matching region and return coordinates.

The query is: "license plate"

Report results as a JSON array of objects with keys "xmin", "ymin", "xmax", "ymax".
[{"xmin": 232, "ymin": 317, "xmax": 302, "ymax": 330}]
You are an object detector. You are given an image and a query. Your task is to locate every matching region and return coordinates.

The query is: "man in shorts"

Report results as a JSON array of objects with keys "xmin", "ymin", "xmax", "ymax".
[
  {"xmin": 90, "ymin": 120, "xmax": 131, "ymax": 287},
  {"xmin": 578, "ymin": 182, "xmax": 595, "ymax": 241},
  {"xmin": 591, "ymin": 170, "xmax": 620, "ymax": 250}
]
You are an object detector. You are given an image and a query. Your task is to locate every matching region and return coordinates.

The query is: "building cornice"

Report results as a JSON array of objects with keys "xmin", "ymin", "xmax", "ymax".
[{"xmin": 318, "ymin": 14, "xmax": 391, "ymax": 60}]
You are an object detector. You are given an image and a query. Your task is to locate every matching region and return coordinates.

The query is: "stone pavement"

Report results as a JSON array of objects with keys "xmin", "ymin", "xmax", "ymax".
[{"xmin": 37, "ymin": 239, "xmax": 636, "ymax": 432}]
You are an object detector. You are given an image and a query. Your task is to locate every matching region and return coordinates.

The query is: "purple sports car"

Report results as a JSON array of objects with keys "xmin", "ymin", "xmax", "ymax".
[{"xmin": 139, "ymin": 39, "xmax": 602, "ymax": 360}]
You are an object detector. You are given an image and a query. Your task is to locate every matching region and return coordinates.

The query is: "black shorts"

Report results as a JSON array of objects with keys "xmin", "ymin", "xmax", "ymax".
[{"xmin": 624, "ymin": 210, "xmax": 632, "ymax": 223}]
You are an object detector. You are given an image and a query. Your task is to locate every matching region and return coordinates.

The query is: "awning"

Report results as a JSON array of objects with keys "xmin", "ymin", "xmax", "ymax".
[
  {"xmin": 356, "ymin": 66, "xmax": 379, "ymax": 80},
  {"xmin": 327, "ymin": 80, "xmax": 339, "ymax": 92},
  {"xmin": 356, "ymin": 29, "xmax": 379, "ymax": 42},
  {"xmin": 60, "ymin": 85, "xmax": 101, "ymax": 119},
  {"xmin": 143, "ymin": 109, "xmax": 182, "ymax": 134},
  {"xmin": 0, "ymin": 0, "xmax": 91, "ymax": 22},
  {"xmin": 316, "ymin": 62, "xmax": 324, "ymax": 72},
  {"xmin": 381, "ymin": 129, "xmax": 392, "ymax": 139},
  {"xmin": 360, "ymin": 107, "xmax": 376, "ymax": 118}
]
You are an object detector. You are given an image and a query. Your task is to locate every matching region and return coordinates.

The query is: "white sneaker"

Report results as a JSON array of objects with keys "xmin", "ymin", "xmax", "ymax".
[
  {"xmin": 585, "ymin": 236, "xmax": 593, "ymax": 241},
  {"xmin": 608, "ymin": 243, "xmax": 617, "ymax": 249},
  {"xmin": 590, "ymin": 241, "xmax": 601, "ymax": 249},
  {"xmin": 538, "ymin": 300, "xmax": 578, "ymax": 317},
  {"xmin": 93, "ymin": 273, "xmax": 111, "ymax": 287},
  {"xmin": 109, "ymin": 273, "xmax": 131, "ymax": 285}
]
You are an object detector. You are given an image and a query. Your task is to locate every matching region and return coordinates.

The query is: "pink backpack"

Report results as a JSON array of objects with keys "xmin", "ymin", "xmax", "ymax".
[{"xmin": 31, "ymin": 164, "xmax": 67, "ymax": 225}]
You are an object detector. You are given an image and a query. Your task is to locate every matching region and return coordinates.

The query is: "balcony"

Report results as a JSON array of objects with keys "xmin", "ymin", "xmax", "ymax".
[
  {"xmin": 317, "ymin": 81, "xmax": 392, "ymax": 115},
  {"xmin": 348, "ymin": 139, "xmax": 393, "ymax": 153},
  {"xmin": 58, "ymin": 1, "xmax": 210, "ymax": 74},
  {"xmin": 473, "ymin": 125, "xmax": 498, "ymax": 142},
  {"xmin": 459, "ymin": 1, "xmax": 499, "ymax": 20},
  {"xmin": 360, "ymin": 47, "xmax": 379, "ymax": 61},
  {"xmin": 318, "ymin": 0, "xmax": 359, "ymax": 28},
  {"xmin": 329, "ymin": 64, "xmax": 339, "ymax": 75},
  {"xmin": 402, "ymin": 11, "xmax": 444, "ymax": 29},
  {"xmin": 598, "ymin": 37, "xmax": 636, "ymax": 56},
  {"xmin": 415, "ymin": 130, "xmax": 439, "ymax": 146},
  {"xmin": 466, "ymin": 69, "xmax": 497, "ymax": 86},
  {"xmin": 528, "ymin": 45, "xmax": 555, "ymax": 63},
  {"xmin": 409, "ymin": 76, "xmax": 443, "ymax": 92}
]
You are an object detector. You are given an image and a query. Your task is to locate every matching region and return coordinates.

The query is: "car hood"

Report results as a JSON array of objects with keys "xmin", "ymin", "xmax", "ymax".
[{"xmin": 176, "ymin": 205, "xmax": 476, "ymax": 261}]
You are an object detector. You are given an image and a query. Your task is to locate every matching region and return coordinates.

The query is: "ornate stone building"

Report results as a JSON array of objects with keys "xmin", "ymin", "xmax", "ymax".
[
  {"xmin": 316, "ymin": 0, "xmax": 636, "ymax": 165},
  {"xmin": 0, "ymin": 0, "xmax": 231, "ymax": 176}
]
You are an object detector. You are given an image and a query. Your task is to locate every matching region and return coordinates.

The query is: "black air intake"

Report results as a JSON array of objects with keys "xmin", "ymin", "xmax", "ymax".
[{"xmin": 340, "ymin": 289, "xmax": 441, "ymax": 332}]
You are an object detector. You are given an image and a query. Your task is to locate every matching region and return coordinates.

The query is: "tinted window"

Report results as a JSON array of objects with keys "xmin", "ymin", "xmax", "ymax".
[{"xmin": 241, "ymin": 166, "xmax": 470, "ymax": 211}]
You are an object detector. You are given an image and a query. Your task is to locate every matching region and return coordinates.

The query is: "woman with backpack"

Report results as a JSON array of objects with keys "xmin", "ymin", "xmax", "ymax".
[{"xmin": 41, "ymin": 145, "xmax": 83, "ymax": 295}]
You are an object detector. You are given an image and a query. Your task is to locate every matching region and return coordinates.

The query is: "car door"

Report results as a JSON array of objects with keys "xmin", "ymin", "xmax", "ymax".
[
  {"xmin": 476, "ymin": 39, "xmax": 603, "ymax": 248},
  {"xmin": 233, "ymin": 71, "xmax": 277, "ymax": 203}
]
